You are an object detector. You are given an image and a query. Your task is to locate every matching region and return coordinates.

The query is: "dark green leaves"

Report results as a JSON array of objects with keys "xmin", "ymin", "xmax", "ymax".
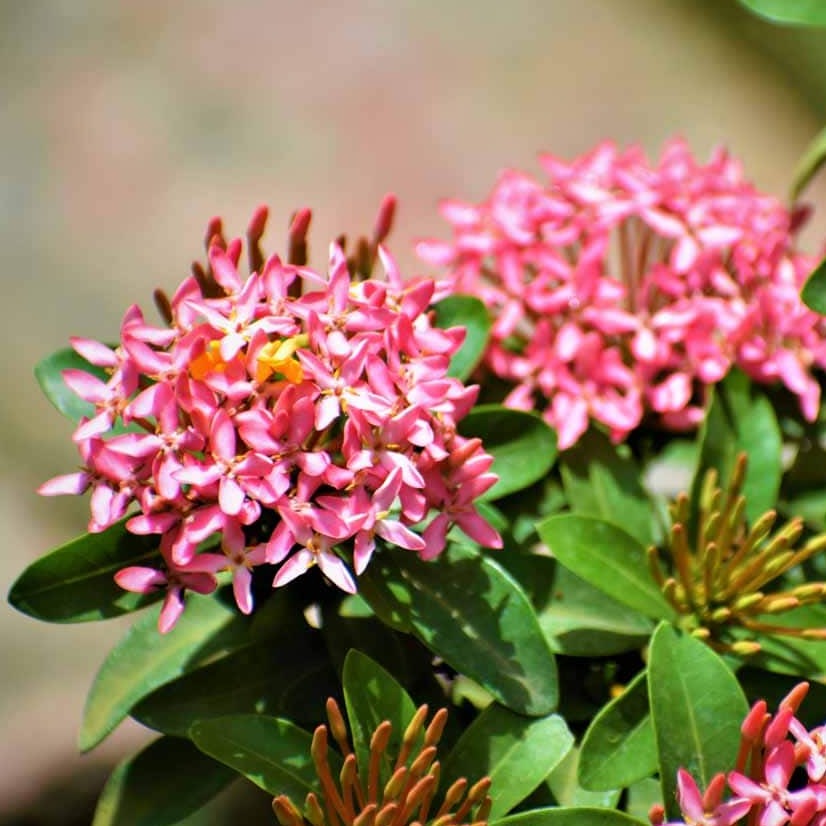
[
  {"xmin": 491, "ymin": 808, "xmax": 647, "ymax": 826},
  {"xmin": 360, "ymin": 544, "xmax": 558, "ymax": 715},
  {"xmin": 459, "ymin": 405, "xmax": 557, "ymax": 501},
  {"xmin": 8, "ymin": 519, "xmax": 162, "ymax": 623},
  {"xmin": 802, "ymin": 256, "xmax": 826, "ymax": 315},
  {"xmin": 560, "ymin": 429, "xmax": 655, "ymax": 547},
  {"xmin": 132, "ymin": 634, "xmax": 335, "ymax": 737},
  {"xmin": 92, "ymin": 736, "xmax": 234, "ymax": 826},
  {"xmin": 536, "ymin": 515, "xmax": 675, "ymax": 622},
  {"xmin": 432, "ymin": 295, "xmax": 491, "ymax": 380},
  {"xmin": 738, "ymin": 0, "xmax": 826, "ymax": 26},
  {"xmin": 692, "ymin": 370, "xmax": 782, "ymax": 524},
  {"xmin": 190, "ymin": 714, "xmax": 329, "ymax": 799},
  {"xmin": 35, "ymin": 346, "xmax": 107, "ymax": 422},
  {"xmin": 442, "ymin": 703, "xmax": 573, "ymax": 820},
  {"xmin": 502, "ymin": 555, "xmax": 653, "ymax": 657},
  {"xmin": 579, "ymin": 670, "xmax": 656, "ymax": 791},
  {"xmin": 80, "ymin": 594, "xmax": 247, "ymax": 751},
  {"xmin": 648, "ymin": 624, "xmax": 748, "ymax": 820},
  {"xmin": 342, "ymin": 650, "xmax": 417, "ymax": 786}
]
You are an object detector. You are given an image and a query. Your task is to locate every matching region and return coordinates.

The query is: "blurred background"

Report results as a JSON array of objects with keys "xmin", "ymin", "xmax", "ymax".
[{"xmin": 4, "ymin": 0, "xmax": 826, "ymax": 822}]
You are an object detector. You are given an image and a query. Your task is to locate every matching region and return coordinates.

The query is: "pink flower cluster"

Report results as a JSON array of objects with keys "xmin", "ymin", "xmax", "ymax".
[
  {"xmin": 419, "ymin": 139, "xmax": 826, "ymax": 449},
  {"xmin": 650, "ymin": 682, "xmax": 826, "ymax": 826},
  {"xmin": 39, "ymin": 206, "xmax": 501, "ymax": 631}
]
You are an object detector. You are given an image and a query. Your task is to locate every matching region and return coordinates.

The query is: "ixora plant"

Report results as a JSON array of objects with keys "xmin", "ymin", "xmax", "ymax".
[
  {"xmin": 15, "ymin": 20, "xmax": 826, "ymax": 824},
  {"xmin": 12, "ymin": 151, "xmax": 826, "ymax": 826}
]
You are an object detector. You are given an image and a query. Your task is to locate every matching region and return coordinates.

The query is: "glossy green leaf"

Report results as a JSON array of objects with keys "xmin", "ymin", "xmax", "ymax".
[
  {"xmin": 501, "ymin": 554, "xmax": 653, "ymax": 657},
  {"xmin": 190, "ymin": 714, "xmax": 335, "ymax": 799},
  {"xmin": 132, "ymin": 634, "xmax": 334, "ymax": 737},
  {"xmin": 80, "ymin": 594, "xmax": 247, "ymax": 751},
  {"xmin": 738, "ymin": 0, "xmax": 826, "ymax": 26},
  {"xmin": 560, "ymin": 429, "xmax": 655, "ymax": 546},
  {"xmin": 442, "ymin": 703, "xmax": 573, "ymax": 820},
  {"xmin": 360, "ymin": 544, "xmax": 558, "ymax": 716},
  {"xmin": 458, "ymin": 405, "xmax": 557, "ymax": 501},
  {"xmin": 536, "ymin": 515, "xmax": 675, "ymax": 622},
  {"xmin": 92, "ymin": 736, "xmax": 234, "ymax": 826},
  {"xmin": 546, "ymin": 747, "xmax": 621, "ymax": 809},
  {"xmin": 491, "ymin": 808, "xmax": 647, "ymax": 826},
  {"xmin": 625, "ymin": 778, "xmax": 664, "ymax": 824},
  {"xmin": 322, "ymin": 611, "xmax": 408, "ymax": 681},
  {"xmin": 432, "ymin": 294, "xmax": 491, "ymax": 381},
  {"xmin": 746, "ymin": 605, "xmax": 826, "ymax": 678},
  {"xmin": 579, "ymin": 670, "xmax": 656, "ymax": 791},
  {"xmin": 35, "ymin": 346, "xmax": 108, "ymax": 422},
  {"xmin": 7, "ymin": 519, "xmax": 162, "ymax": 623},
  {"xmin": 692, "ymin": 370, "xmax": 782, "ymax": 525},
  {"xmin": 802, "ymin": 256, "xmax": 826, "ymax": 315},
  {"xmin": 343, "ymin": 650, "xmax": 418, "ymax": 786},
  {"xmin": 648, "ymin": 623, "xmax": 748, "ymax": 820}
]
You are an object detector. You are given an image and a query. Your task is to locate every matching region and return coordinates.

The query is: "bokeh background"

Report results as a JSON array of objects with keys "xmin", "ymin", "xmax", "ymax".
[{"xmin": 5, "ymin": 1, "xmax": 826, "ymax": 822}]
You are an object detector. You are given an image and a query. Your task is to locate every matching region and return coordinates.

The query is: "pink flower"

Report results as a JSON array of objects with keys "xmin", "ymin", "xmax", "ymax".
[
  {"xmin": 655, "ymin": 683, "xmax": 826, "ymax": 826},
  {"xmin": 421, "ymin": 139, "xmax": 826, "ymax": 449},
  {"xmin": 41, "ymin": 202, "xmax": 501, "ymax": 630},
  {"xmin": 662, "ymin": 770, "xmax": 751, "ymax": 826},
  {"xmin": 729, "ymin": 742, "xmax": 816, "ymax": 826}
]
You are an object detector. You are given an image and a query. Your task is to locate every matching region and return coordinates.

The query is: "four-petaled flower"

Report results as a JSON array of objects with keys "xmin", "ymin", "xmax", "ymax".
[{"xmin": 40, "ymin": 202, "xmax": 501, "ymax": 630}]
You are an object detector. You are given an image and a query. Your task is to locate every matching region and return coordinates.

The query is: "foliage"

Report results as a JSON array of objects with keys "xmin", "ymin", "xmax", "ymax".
[{"xmin": 14, "ymin": 98, "xmax": 826, "ymax": 826}]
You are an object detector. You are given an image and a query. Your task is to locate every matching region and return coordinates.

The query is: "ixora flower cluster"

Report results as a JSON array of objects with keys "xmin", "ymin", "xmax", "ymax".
[
  {"xmin": 651, "ymin": 682, "xmax": 826, "ymax": 826},
  {"xmin": 39, "ymin": 206, "xmax": 501, "ymax": 631},
  {"xmin": 420, "ymin": 139, "xmax": 826, "ymax": 448}
]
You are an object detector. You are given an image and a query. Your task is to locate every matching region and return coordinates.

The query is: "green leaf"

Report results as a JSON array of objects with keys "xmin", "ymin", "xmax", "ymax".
[
  {"xmin": 322, "ymin": 611, "xmax": 408, "ymax": 680},
  {"xmin": 745, "ymin": 604, "xmax": 826, "ymax": 678},
  {"xmin": 80, "ymin": 593, "xmax": 247, "ymax": 751},
  {"xmin": 501, "ymin": 554, "xmax": 653, "ymax": 657},
  {"xmin": 491, "ymin": 808, "xmax": 647, "ymax": 826},
  {"xmin": 432, "ymin": 295, "xmax": 491, "ymax": 380},
  {"xmin": 7, "ymin": 519, "xmax": 162, "ymax": 623},
  {"xmin": 802, "ymin": 256, "xmax": 826, "ymax": 315},
  {"xmin": 692, "ymin": 370, "xmax": 782, "ymax": 525},
  {"xmin": 92, "ymin": 736, "xmax": 234, "ymax": 826},
  {"xmin": 442, "ymin": 704, "xmax": 573, "ymax": 820},
  {"xmin": 458, "ymin": 405, "xmax": 557, "ymax": 501},
  {"xmin": 738, "ymin": 0, "xmax": 826, "ymax": 26},
  {"xmin": 191, "ymin": 714, "xmax": 336, "ymax": 799},
  {"xmin": 132, "ymin": 634, "xmax": 335, "ymax": 737},
  {"xmin": 546, "ymin": 747, "xmax": 621, "ymax": 809},
  {"xmin": 792, "ymin": 126, "xmax": 826, "ymax": 202},
  {"xmin": 360, "ymin": 544, "xmax": 558, "ymax": 716},
  {"xmin": 35, "ymin": 346, "xmax": 108, "ymax": 422},
  {"xmin": 536, "ymin": 515, "xmax": 675, "ymax": 622},
  {"xmin": 560, "ymin": 429, "xmax": 655, "ymax": 547},
  {"xmin": 625, "ymin": 778, "xmax": 664, "ymax": 824},
  {"xmin": 342, "ymin": 650, "xmax": 418, "ymax": 786},
  {"xmin": 579, "ymin": 670, "xmax": 656, "ymax": 791},
  {"xmin": 648, "ymin": 623, "xmax": 748, "ymax": 820}
]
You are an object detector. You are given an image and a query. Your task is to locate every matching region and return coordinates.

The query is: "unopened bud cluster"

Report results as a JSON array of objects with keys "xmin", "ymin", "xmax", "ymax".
[
  {"xmin": 272, "ymin": 699, "xmax": 492, "ymax": 826},
  {"xmin": 648, "ymin": 454, "xmax": 826, "ymax": 654}
]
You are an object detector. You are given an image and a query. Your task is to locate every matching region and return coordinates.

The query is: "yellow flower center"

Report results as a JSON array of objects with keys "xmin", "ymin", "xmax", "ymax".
[
  {"xmin": 255, "ymin": 335, "xmax": 308, "ymax": 384},
  {"xmin": 189, "ymin": 340, "xmax": 228, "ymax": 380}
]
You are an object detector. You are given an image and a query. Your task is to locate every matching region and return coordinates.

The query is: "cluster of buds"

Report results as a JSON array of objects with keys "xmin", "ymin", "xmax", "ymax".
[
  {"xmin": 39, "ymin": 200, "xmax": 501, "ymax": 631},
  {"xmin": 648, "ymin": 454, "xmax": 826, "ymax": 654},
  {"xmin": 420, "ymin": 139, "xmax": 826, "ymax": 448},
  {"xmin": 650, "ymin": 682, "xmax": 826, "ymax": 826},
  {"xmin": 272, "ymin": 699, "xmax": 492, "ymax": 826}
]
